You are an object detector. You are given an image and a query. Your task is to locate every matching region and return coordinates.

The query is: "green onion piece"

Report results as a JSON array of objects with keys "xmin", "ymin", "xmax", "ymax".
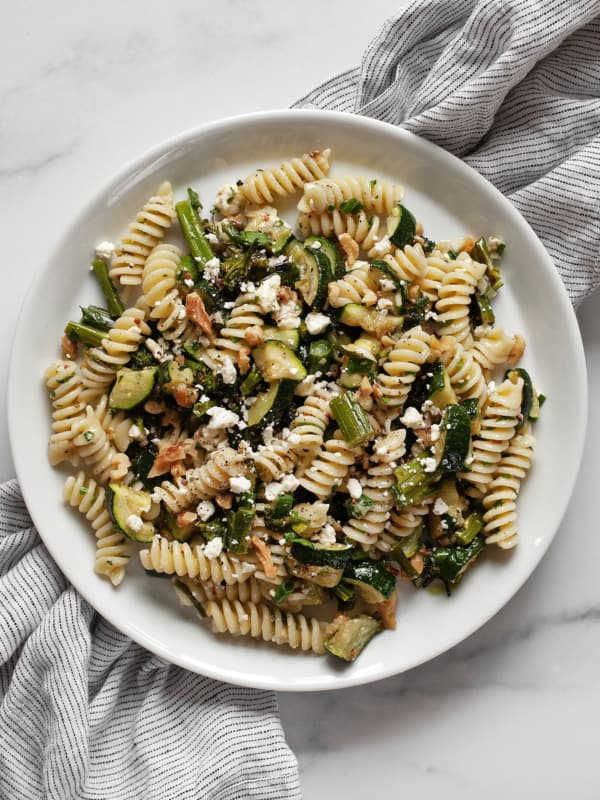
[
  {"xmin": 331, "ymin": 581, "xmax": 356, "ymax": 603},
  {"xmin": 176, "ymin": 199, "xmax": 214, "ymax": 266},
  {"xmin": 472, "ymin": 236, "xmax": 501, "ymax": 284},
  {"xmin": 428, "ymin": 536, "xmax": 485, "ymax": 585},
  {"xmin": 224, "ymin": 500, "xmax": 255, "ymax": 554},
  {"xmin": 390, "ymin": 524, "xmax": 423, "ymax": 579},
  {"xmin": 91, "ymin": 258, "xmax": 124, "ymax": 317},
  {"xmin": 272, "ymin": 580, "xmax": 296, "ymax": 605},
  {"xmin": 345, "ymin": 494, "xmax": 374, "ymax": 519},
  {"xmin": 538, "ymin": 393, "xmax": 547, "ymax": 408},
  {"xmin": 476, "ymin": 294, "xmax": 495, "ymax": 325},
  {"xmin": 455, "ymin": 511, "xmax": 483, "ymax": 546},
  {"xmin": 64, "ymin": 321, "xmax": 105, "ymax": 347},
  {"xmin": 392, "ymin": 458, "xmax": 440, "ymax": 509},
  {"xmin": 340, "ymin": 198, "xmax": 363, "ymax": 214},
  {"xmin": 329, "ymin": 393, "xmax": 374, "ymax": 446}
]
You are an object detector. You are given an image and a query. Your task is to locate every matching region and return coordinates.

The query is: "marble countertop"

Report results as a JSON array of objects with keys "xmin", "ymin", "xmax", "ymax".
[{"xmin": 4, "ymin": 2, "xmax": 599, "ymax": 797}]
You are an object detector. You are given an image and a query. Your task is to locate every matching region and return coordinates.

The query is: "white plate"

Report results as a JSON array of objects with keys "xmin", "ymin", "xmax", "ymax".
[{"xmin": 9, "ymin": 110, "xmax": 587, "ymax": 691}]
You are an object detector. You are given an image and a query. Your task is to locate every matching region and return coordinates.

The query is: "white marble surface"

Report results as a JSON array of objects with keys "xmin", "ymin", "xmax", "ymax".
[{"xmin": 3, "ymin": 2, "xmax": 600, "ymax": 798}]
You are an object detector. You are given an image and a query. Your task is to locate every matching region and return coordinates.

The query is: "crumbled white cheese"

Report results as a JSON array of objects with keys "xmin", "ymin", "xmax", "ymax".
[
  {"xmin": 145, "ymin": 338, "xmax": 167, "ymax": 362},
  {"xmin": 203, "ymin": 257, "xmax": 221, "ymax": 283},
  {"xmin": 196, "ymin": 500, "xmax": 215, "ymax": 521},
  {"xmin": 305, "ymin": 311, "xmax": 331, "ymax": 335},
  {"xmin": 229, "ymin": 475, "xmax": 252, "ymax": 494},
  {"xmin": 128, "ymin": 424, "xmax": 144, "ymax": 440},
  {"xmin": 184, "ymin": 277, "xmax": 194, "ymax": 288},
  {"xmin": 280, "ymin": 474, "xmax": 300, "ymax": 493},
  {"xmin": 126, "ymin": 514, "xmax": 144, "ymax": 534},
  {"xmin": 239, "ymin": 281, "xmax": 256, "ymax": 294},
  {"xmin": 370, "ymin": 236, "xmax": 391, "ymax": 256},
  {"xmin": 206, "ymin": 232, "xmax": 219, "ymax": 245},
  {"xmin": 276, "ymin": 301, "xmax": 302, "ymax": 329},
  {"xmin": 206, "ymin": 406, "xmax": 240, "ymax": 429},
  {"xmin": 95, "ymin": 240, "xmax": 115, "ymax": 260},
  {"xmin": 223, "ymin": 300, "xmax": 235, "ymax": 310},
  {"xmin": 347, "ymin": 478, "xmax": 363, "ymax": 500},
  {"xmin": 376, "ymin": 297, "xmax": 393, "ymax": 312},
  {"xmin": 203, "ymin": 536, "xmax": 223, "ymax": 559},
  {"xmin": 379, "ymin": 278, "xmax": 396, "ymax": 293},
  {"xmin": 429, "ymin": 424, "xmax": 441, "ymax": 443},
  {"xmin": 422, "ymin": 457, "xmax": 437, "ymax": 473},
  {"xmin": 262, "ymin": 425, "xmax": 274, "ymax": 445},
  {"xmin": 424, "ymin": 310, "xmax": 438, "ymax": 321},
  {"xmin": 256, "ymin": 274, "xmax": 281, "ymax": 314},
  {"xmin": 433, "ymin": 497, "xmax": 449, "ymax": 515},
  {"xmin": 315, "ymin": 523, "xmax": 337, "ymax": 546},
  {"xmin": 265, "ymin": 482, "xmax": 284, "ymax": 501},
  {"xmin": 400, "ymin": 407, "xmax": 424, "ymax": 428},
  {"xmin": 214, "ymin": 183, "xmax": 244, "ymax": 215},
  {"xmin": 219, "ymin": 356, "xmax": 237, "ymax": 385}
]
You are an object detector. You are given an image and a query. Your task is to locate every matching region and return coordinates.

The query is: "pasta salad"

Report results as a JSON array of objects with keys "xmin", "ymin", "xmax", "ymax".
[{"xmin": 45, "ymin": 148, "xmax": 542, "ymax": 661}]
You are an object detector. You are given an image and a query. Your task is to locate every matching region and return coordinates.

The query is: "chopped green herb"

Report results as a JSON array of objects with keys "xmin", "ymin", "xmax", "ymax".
[
  {"xmin": 83, "ymin": 431, "xmax": 94, "ymax": 442},
  {"xmin": 340, "ymin": 198, "xmax": 363, "ymax": 214},
  {"xmin": 448, "ymin": 250, "xmax": 458, "ymax": 260},
  {"xmin": 273, "ymin": 580, "xmax": 296, "ymax": 605}
]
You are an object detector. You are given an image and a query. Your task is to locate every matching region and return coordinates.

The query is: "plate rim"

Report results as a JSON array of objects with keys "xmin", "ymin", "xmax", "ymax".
[{"xmin": 9, "ymin": 109, "xmax": 588, "ymax": 691}]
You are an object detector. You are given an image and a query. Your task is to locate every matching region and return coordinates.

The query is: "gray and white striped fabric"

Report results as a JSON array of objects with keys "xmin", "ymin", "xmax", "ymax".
[
  {"xmin": 294, "ymin": 0, "xmax": 600, "ymax": 307},
  {"xmin": 0, "ymin": 481, "xmax": 301, "ymax": 800}
]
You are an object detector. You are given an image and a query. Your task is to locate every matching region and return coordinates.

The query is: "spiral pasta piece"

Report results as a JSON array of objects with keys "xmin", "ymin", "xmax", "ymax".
[
  {"xmin": 344, "ymin": 430, "xmax": 406, "ymax": 547},
  {"xmin": 375, "ymin": 325, "xmax": 431, "ymax": 411},
  {"xmin": 435, "ymin": 335, "xmax": 487, "ymax": 407},
  {"xmin": 239, "ymin": 149, "xmax": 332, "ymax": 205},
  {"xmin": 71, "ymin": 405, "xmax": 130, "ymax": 484},
  {"xmin": 298, "ymin": 176, "xmax": 403, "ymax": 215},
  {"xmin": 215, "ymin": 292, "xmax": 265, "ymax": 360},
  {"xmin": 45, "ymin": 360, "xmax": 86, "ymax": 466},
  {"xmin": 153, "ymin": 448, "xmax": 247, "ymax": 513},
  {"xmin": 109, "ymin": 182, "xmax": 176, "ymax": 286},
  {"xmin": 297, "ymin": 209, "xmax": 395, "ymax": 259},
  {"xmin": 459, "ymin": 377, "xmax": 523, "ymax": 495},
  {"xmin": 435, "ymin": 254, "xmax": 486, "ymax": 348},
  {"xmin": 91, "ymin": 393, "xmax": 134, "ymax": 453},
  {"xmin": 383, "ymin": 243, "xmax": 428, "ymax": 284},
  {"xmin": 141, "ymin": 242, "xmax": 194, "ymax": 341},
  {"xmin": 80, "ymin": 307, "xmax": 151, "ymax": 403},
  {"xmin": 472, "ymin": 326, "xmax": 521, "ymax": 372},
  {"xmin": 288, "ymin": 383, "xmax": 337, "ymax": 455},
  {"xmin": 418, "ymin": 252, "xmax": 454, "ymax": 300},
  {"xmin": 139, "ymin": 536, "xmax": 256, "ymax": 583},
  {"xmin": 253, "ymin": 438, "xmax": 298, "ymax": 482},
  {"xmin": 63, "ymin": 472, "xmax": 130, "ymax": 586},
  {"xmin": 377, "ymin": 501, "xmax": 432, "ymax": 555},
  {"xmin": 205, "ymin": 597, "xmax": 327, "ymax": 654},
  {"xmin": 483, "ymin": 426, "xmax": 535, "ymax": 549},
  {"xmin": 298, "ymin": 434, "xmax": 358, "ymax": 500},
  {"xmin": 327, "ymin": 264, "xmax": 380, "ymax": 308}
]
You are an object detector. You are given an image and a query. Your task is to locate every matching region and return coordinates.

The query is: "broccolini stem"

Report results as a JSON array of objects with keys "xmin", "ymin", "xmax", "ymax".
[
  {"xmin": 91, "ymin": 259, "xmax": 124, "ymax": 317},
  {"xmin": 80, "ymin": 305, "xmax": 114, "ymax": 331},
  {"xmin": 65, "ymin": 321, "xmax": 106, "ymax": 347},
  {"xmin": 176, "ymin": 199, "xmax": 214, "ymax": 266}
]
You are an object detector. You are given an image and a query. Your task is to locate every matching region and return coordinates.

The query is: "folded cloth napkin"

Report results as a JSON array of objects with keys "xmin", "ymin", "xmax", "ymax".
[
  {"xmin": 294, "ymin": 0, "xmax": 600, "ymax": 307},
  {"xmin": 0, "ymin": 480, "xmax": 301, "ymax": 800}
]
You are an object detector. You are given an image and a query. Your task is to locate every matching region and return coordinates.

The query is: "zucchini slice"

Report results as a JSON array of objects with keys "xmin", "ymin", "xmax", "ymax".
[
  {"xmin": 294, "ymin": 247, "xmax": 331, "ymax": 308},
  {"xmin": 304, "ymin": 235, "xmax": 344, "ymax": 279},
  {"xmin": 389, "ymin": 204, "xmax": 417, "ymax": 248},
  {"xmin": 505, "ymin": 367, "xmax": 536, "ymax": 427},
  {"xmin": 246, "ymin": 379, "xmax": 295, "ymax": 427},
  {"xmin": 262, "ymin": 326, "xmax": 300, "ymax": 350},
  {"xmin": 343, "ymin": 560, "xmax": 396, "ymax": 603},
  {"xmin": 165, "ymin": 511, "xmax": 196, "ymax": 542},
  {"xmin": 428, "ymin": 363, "xmax": 457, "ymax": 409},
  {"xmin": 369, "ymin": 260, "xmax": 409, "ymax": 300},
  {"xmin": 434, "ymin": 404, "xmax": 472, "ymax": 472},
  {"xmin": 106, "ymin": 483, "xmax": 155, "ymax": 542},
  {"xmin": 290, "ymin": 541, "xmax": 353, "ymax": 569},
  {"xmin": 252, "ymin": 341, "xmax": 307, "ymax": 382},
  {"xmin": 109, "ymin": 366, "xmax": 157, "ymax": 411},
  {"xmin": 324, "ymin": 614, "xmax": 382, "ymax": 662}
]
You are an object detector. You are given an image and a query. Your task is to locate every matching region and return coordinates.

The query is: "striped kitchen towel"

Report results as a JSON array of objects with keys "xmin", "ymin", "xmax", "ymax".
[
  {"xmin": 294, "ymin": 0, "xmax": 600, "ymax": 307},
  {"xmin": 0, "ymin": 480, "xmax": 301, "ymax": 800}
]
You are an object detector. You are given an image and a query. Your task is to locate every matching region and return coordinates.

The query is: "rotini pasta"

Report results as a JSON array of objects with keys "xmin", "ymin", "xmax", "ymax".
[{"xmin": 45, "ymin": 153, "xmax": 539, "ymax": 663}]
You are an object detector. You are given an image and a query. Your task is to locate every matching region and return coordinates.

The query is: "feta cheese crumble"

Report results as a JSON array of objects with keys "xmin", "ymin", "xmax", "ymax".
[
  {"xmin": 256, "ymin": 274, "xmax": 281, "ymax": 314},
  {"xmin": 203, "ymin": 536, "xmax": 223, "ymax": 559},
  {"xmin": 125, "ymin": 514, "xmax": 144, "ymax": 534},
  {"xmin": 196, "ymin": 500, "xmax": 215, "ymax": 521},
  {"xmin": 206, "ymin": 406, "xmax": 240, "ymax": 429},
  {"xmin": 433, "ymin": 497, "xmax": 449, "ymax": 515},
  {"xmin": 203, "ymin": 257, "xmax": 221, "ymax": 283},
  {"xmin": 280, "ymin": 474, "xmax": 300, "ymax": 493},
  {"xmin": 265, "ymin": 482, "xmax": 284, "ymax": 501},
  {"xmin": 305, "ymin": 311, "xmax": 331, "ymax": 335},
  {"xmin": 219, "ymin": 356, "xmax": 237, "ymax": 385},
  {"xmin": 315, "ymin": 523, "xmax": 337, "ymax": 545},
  {"xmin": 400, "ymin": 407, "xmax": 424, "ymax": 428},
  {"xmin": 229, "ymin": 475, "xmax": 252, "ymax": 494},
  {"xmin": 422, "ymin": 457, "xmax": 437, "ymax": 473},
  {"xmin": 347, "ymin": 478, "xmax": 363, "ymax": 500},
  {"xmin": 95, "ymin": 240, "xmax": 115, "ymax": 260}
]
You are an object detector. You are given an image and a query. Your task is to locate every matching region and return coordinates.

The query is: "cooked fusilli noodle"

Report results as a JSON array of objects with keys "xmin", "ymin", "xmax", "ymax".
[
  {"xmin": 109, "ymin": 182, "xmax": 176, "ymax": 286},
  {"xmin": 435, "ymin": 253, "xmax": 486, "ymax": 348},
  {"xmin": 45, "ymin": 360, "xmax": 86, "ymax": 466},
  {"xmin": 298, "ymin": 434, "xmax": 358, "ymax": 500},
  {"xmin": 327, "ymin": 264, "xmax": 379, "ymax": 308},
  {"xmin": 298, "ymin": 176, "xmax": 403, "ymax": 215},
  {"xmin": 239, "ymin": 149, "xmax": 332, "ymax": 205},
  {"xmin": 375, "ymin": 325, "xmax": 431, "ymax": 410},
  {"xmin": 139, "ymin": 536, "xmax": 256, "ymax": 583}
]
